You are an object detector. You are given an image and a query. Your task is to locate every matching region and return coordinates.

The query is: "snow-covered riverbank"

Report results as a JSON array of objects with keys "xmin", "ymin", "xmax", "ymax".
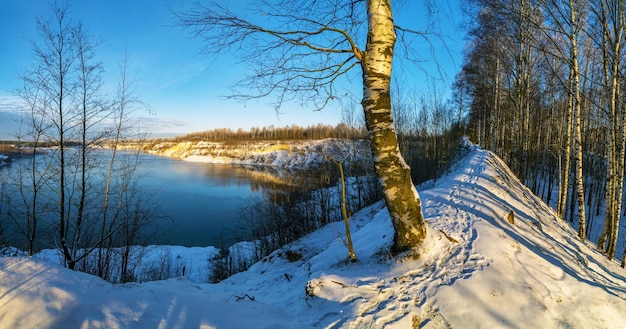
[
  {"xmin": 115, "ymin": 138, "xmax": 372, "ymax": 170},
  {"xmin": 1, "ymin": 142, "xmax": 625, "ymax": 328}
]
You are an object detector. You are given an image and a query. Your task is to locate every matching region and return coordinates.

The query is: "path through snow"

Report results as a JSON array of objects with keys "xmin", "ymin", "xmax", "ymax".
[{"xmin": 0, "ymin": 144, "xmax": 625, "ymax": 328}]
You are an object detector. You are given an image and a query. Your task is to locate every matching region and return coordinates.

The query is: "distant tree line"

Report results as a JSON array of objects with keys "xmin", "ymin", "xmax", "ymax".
[
  {"xmin": 173, "ymin": 123, "xmax": 367, "ymax": 142},
  {"xmin": 203, "ymin": 87, "xmax": 469, "ymax": 282},
  {"xmin": 164, "ymin": 96, "xmax": 465, "ymax": 186}
]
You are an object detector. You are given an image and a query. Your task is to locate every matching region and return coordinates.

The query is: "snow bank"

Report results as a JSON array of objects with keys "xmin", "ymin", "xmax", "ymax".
[
  {"xmin": 142, "ymin": 139, "xmax": 371, "ymax": 170},
  {"xmin": 0, "ymin": 143, "xmax": 625, "ymax": 328},
  {"xmin": 33, "ymin": 245, "xmax": 220, "ymax": 284},
  {"xmin": 423, "ymin": 147, "xmax": 626, "ymax": 328}
]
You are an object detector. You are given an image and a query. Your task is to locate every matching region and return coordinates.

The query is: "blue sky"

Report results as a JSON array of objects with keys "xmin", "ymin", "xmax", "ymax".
[{"xmin": 0, "ymin": 0, "xmax": 465, "ymax": 139}]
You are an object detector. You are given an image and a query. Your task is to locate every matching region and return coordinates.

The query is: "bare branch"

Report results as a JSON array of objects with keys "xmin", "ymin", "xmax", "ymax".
[{"xmin": 174, "ymin": 1, "xmax": 366, "ymax": 110}]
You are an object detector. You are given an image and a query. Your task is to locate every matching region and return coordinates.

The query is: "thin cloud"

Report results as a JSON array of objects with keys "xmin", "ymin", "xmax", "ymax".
[
  {"xmin": 0, "ymin": 95, "xmax": 26, "ymax": 113},
  {"xmin": 156, "ymin": 64, "xmax": 208, "ymax": 91},
  {"xmin": 132, "ymin": 116, "xmax": 191, "ymax": 137}
]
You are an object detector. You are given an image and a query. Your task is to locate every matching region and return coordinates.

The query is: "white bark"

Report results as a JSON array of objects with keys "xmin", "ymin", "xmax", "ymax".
[{"xmin": 361, "ymin": 0, "xmax": 426, "ymax": 250}]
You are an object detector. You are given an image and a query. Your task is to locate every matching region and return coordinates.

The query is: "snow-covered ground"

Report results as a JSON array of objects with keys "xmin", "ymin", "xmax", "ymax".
[
  {"xmin": 0, "ymin": 144, "xmax": 625, "ymax": 328},
  {"xmin": 0, "ymin": 154, "xmax": 8, "ymax": 167},
  {"xmin": 134, "ymin": 139, "xmax": 371, "ymax": 170}
]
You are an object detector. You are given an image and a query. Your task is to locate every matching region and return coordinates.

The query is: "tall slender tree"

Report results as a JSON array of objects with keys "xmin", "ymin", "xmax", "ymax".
[
  {"xmin": 177, "ymin": 0, "xmax": 428, "ymax": 251},
  {"xmin": 28, "ymin": 2, "xmax": 77, "ymax": 265},
  {"xmin": 595, "ymin": 0, "xmax": 624, "ymax": 259},
  {"xmin": 461, "ymin": 0, "xmax": 626, "ymax": 261},
  {"xmin": 16, "ymin": 2, "xmax": 157, "ymax": 277},
  {"xmin": 567, "ymin": 0, "xmax": 588, "ymax": 240}
]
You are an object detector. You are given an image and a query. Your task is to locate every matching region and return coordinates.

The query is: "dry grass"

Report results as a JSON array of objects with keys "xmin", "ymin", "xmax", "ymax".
[
  {"xmin": 255, "ymin": 144, "xmax": 291, "ymax": 153},
  {"xmin": 0, "ymin": 144, "xmax": 17, "ymax": 154}
]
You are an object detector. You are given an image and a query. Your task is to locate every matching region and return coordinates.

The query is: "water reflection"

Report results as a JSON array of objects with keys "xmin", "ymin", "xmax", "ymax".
[
  {"xmin": 0, "ymin": 150, "xmax": 373, "ymax": 250},
  {"xmin": 130, "ymin": 154, "xmax": 309, "ymax": 248},
  {"xmin": 127, "ymin": 154, "xmax": 369, "ymax": 248}
]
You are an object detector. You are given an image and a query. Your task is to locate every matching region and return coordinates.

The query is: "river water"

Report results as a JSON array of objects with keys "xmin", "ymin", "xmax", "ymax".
[
  {"xmin": 136, "ymin": 153, "xmax": 297, "ymax": 247},
  {"xmin": 0, "ymin": 150, "xmax": 298, "ymax": 249}
]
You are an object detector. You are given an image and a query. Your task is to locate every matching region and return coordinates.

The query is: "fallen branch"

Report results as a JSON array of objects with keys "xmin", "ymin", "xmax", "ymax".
[
  {"xmin": 234, "ymin": 293, "xmax": 255, "ymax": 301},
  {"xmin": 439, "ymin": 230, "xmax": 459, "ymax": 244}
]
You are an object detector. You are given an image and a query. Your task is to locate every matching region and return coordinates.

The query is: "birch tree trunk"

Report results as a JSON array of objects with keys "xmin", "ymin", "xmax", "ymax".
[
  {"xmin": 492, "ymin": 57, "xmax": 500, "ymax": 154},
  {"xmin": 598, "ymin": 0, "xmax": 612, "ymax": 253},
  {"xmin": 597, "ymin": 0, "xmax": 624, "ymax": 259},
  {"xmin": 557, "ymin": 88, "xmax": 572, "ymax": 220},
  {"xmin": 570, "ymin": 0, "xmax": 586, "ymax": 240},
  {"xmin": 361, "ymin": 0, "xmax": 426, "ymax": 251},
  {"xmin": 177, "ymin": 0, "xmax": 429, "ymax": 251}
]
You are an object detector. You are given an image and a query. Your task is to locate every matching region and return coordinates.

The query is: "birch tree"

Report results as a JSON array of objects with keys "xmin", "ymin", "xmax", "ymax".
[
  {"xmin": 568, "ymin": 0, "xmax": 587, "ymax": 240},
  {"xmin": 62, "ymin": 21, "xmax": 105, "ymax": 270},
  {"xmin": 533, "ymin": 0, "xmax": 588, "ymax": 236},
  {"xmin": 177, "ymin": 0, "xmax": 429, "ymax": 251},
  {"xmin": 17, "ymin": 2, "xmax": 157, "ymax": 278},
  {"xmin": 29, "ymin": 3, "xmax": 76, "ymax": 263},
  {"xmin": 463, "ymin": 0, "xmax": 626, "ymax": 261},
  {"xmin": 12, "ymin": 86, "xmax": 54, "ymax": 256},
  {"xmin": 593, "ymin": 0, "xmax": 624, "ymax": 260}
]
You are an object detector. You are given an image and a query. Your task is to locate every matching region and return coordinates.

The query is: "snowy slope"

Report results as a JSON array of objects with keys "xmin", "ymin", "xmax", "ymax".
[
  {"xmin": 138, "ymin": 139, "xmax": 371, "ymax": 170},
  {"xmin": 0, "ymin": 144, "xmax": 625, "ymax": 328}
]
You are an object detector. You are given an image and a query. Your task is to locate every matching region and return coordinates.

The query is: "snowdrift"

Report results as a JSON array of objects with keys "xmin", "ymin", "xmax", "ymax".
[{"xmin": 0, "ymin": 144, "xmax": 625, "ymax": 328}]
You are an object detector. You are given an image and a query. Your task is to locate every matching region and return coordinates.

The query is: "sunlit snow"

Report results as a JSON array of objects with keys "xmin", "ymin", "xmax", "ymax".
[{"xmin": 0, "ymin": 142, "xmax": 625, "ymax": 328}]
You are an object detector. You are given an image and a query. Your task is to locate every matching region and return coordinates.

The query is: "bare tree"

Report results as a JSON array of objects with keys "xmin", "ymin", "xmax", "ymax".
[
  {"xmin": 176, "ymin": 0, "xmax": 429, "ymax": 251},
  {"xmin": 592, "ymin": 0, "xmax": 625, "ymax": 260},
  {"xmin": 15, "ymin": 2, "xmax": 158, "ymax": 278},
  {"xmin": 26, "ymin": 2, "xmax": 78, "ymax": 264},
  {"xmin": 95, "ymin": 52, "xmax": 149, "ymax": 280},
  {"xmin": 462, "ymin": 0, "xmax": 626, "ymax": 261},
  {"xmin": 569, "ymin": 0, "xmax": 588, "ymax": 241},
  {"xmin": 541, "ymin": 0, "xmax": 589, "ymax": 240},
  {"xmin": 69, "ymin": 21, "xmax": 105, "ymax": 260},
  {"xmin": 11, "ymin": 86, "xmax": 54, "ymax": 255}
]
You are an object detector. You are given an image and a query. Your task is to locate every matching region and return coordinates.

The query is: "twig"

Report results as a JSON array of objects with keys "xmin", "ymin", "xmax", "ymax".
[
  {"xmin": 235, "ymin": 293, "xmax": 255, "ymax": 301},
  {"xmin": 439, "ymin": 230, "xmax": 459, "ymax": 244}
]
